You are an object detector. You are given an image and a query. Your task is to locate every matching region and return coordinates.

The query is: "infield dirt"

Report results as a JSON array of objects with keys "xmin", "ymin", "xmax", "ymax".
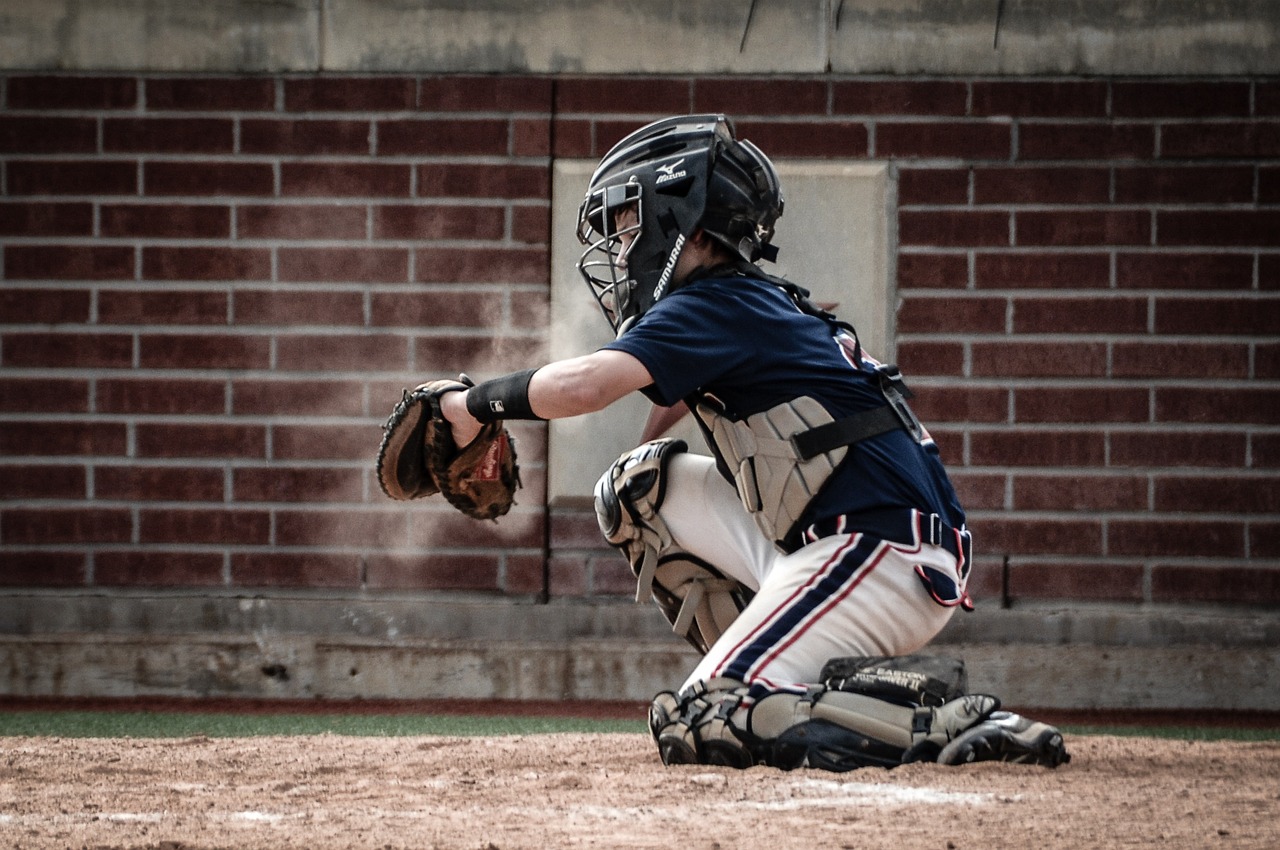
[{"xmin": 2, "ymin": 731, "xmax": 1278, "ymax": 849}]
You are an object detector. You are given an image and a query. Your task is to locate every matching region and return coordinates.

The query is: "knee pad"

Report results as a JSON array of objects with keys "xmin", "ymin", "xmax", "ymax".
[{"xmin": 596, "ymin": 440, "xmax": 751, "ymax": 653}]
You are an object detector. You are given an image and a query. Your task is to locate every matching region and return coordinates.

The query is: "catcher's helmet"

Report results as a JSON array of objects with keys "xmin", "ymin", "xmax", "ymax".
[{"xmin": 576, "ymin": 114, "xmax": 784, "ymax": 335}]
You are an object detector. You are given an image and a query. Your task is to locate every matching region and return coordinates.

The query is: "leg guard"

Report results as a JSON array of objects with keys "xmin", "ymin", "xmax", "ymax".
[
  {"xmin": 595, "ymin": 440, "xmax": 753, "ymax": 654},
  {"xmin": 647, "ymin": 680, "xmax": 1000, "ymax": 772}
]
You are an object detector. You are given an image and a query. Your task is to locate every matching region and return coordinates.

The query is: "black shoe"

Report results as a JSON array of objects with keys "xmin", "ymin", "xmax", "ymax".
[{"xmin": 937, "ymin": 711, "xmax": 1070, "ymax": 767}]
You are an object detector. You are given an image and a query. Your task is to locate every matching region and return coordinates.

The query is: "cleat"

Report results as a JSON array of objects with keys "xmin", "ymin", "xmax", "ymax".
[
  {"xmin": 933, "ymin": 694, "xmax": 1001, "ymax": 741},
  {"xmin": 936, "ymin": 711, "xmax": 1071, "ymax": 768}
]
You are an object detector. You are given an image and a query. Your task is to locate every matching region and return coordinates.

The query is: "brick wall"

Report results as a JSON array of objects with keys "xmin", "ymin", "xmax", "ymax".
[{"xmin": 2, "ymin": 74, "xmax": 1277, "ymax": 609}]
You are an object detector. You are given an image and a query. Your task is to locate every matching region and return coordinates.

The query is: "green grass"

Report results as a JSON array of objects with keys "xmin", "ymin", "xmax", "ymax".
[{"xmin": 0, "ymin": 710, "xmax": 1275, "ymax": 741}]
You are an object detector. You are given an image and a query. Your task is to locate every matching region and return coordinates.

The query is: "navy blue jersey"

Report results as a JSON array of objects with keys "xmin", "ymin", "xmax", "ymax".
[{"xmin": 603, "ymin": 273, "xmax": 966, "ymax": 541}]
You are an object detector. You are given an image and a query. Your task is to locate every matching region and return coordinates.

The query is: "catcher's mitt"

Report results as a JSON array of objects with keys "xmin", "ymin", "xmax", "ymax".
[{"xmin": 376, "ymin": 378, "xmax": 520, "ymax": 520}]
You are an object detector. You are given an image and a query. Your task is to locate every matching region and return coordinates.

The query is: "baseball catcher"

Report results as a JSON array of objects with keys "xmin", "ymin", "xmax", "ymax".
[
  {"xmin": 417, "ymin": 114, "xmax": 1069, "ymax": 770},
  {"xmin": 376, "ymin": 377, "xmax": 520, "ymax": 520}
]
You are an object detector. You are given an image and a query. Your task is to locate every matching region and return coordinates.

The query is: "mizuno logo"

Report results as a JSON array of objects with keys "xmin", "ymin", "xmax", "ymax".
[{"xmin": 655, "ymin": 158, "xmax": 687, "ymax": 185}]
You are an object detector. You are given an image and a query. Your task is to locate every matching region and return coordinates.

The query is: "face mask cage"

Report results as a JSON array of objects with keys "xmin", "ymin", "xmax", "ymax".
[{"xmin": 576, "ymin": 180, "xmax": 643, "ymax": 333}]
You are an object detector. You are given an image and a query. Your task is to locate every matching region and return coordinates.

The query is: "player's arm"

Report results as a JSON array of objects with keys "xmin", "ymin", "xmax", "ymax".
[{"xmin": 438, "ymin": 349, "xmax": 653, "ymax": 446}]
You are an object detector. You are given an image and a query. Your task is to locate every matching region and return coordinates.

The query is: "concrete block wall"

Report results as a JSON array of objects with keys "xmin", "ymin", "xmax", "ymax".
[{"xmin": 2, "ymin": 72, "xmax": 1278, "ymax": 614}]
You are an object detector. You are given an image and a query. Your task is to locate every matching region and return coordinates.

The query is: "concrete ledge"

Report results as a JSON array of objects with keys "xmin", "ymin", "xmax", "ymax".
[{"xmin": 3, "ymin": 594, "xmax": 1277, "ymax": 709}]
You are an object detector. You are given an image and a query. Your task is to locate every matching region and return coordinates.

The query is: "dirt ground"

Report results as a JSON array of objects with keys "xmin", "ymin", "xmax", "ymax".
[{"xmin": 2, "ymin": 731, "xmax": 1278, "ymax": 850}]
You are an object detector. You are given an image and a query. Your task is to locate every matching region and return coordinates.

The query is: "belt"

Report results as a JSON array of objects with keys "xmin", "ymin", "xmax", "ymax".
[{"xmin": 799, "ymin": 508, "xmax": 972, "ymax": 566}]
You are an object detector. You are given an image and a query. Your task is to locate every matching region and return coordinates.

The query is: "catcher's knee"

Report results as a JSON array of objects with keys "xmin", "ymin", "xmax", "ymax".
[{"xmin": 596, "ymin": 440, "xmax": 751, "ymax": 654}]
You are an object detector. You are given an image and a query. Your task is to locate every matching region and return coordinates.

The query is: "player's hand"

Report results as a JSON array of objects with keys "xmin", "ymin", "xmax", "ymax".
[{"xmin": 439, "ymin": 389, "xmax": 482, "ymax": 448}]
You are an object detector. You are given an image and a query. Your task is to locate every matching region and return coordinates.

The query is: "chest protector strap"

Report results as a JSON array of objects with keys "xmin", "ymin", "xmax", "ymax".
[{"xmin": 694, "ymin": 395, "xmax": 848, "ymax": 550}]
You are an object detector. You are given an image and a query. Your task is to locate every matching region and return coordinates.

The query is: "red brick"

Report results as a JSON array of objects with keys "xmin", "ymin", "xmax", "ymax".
[
  {"xmin": 883, "ymin": 342, "xmax": 964, "ymax": 377},
  {"xmin": 414, "ymin": 246, "xmax": 548, "ymax": 284},
  {"xmin": 284, "ymin": 77, "xmax": 416, "ymax": 112},
  {"xmin": 98, "ymin": 289, "xmax": 229, "ymax": 326},
  {"xmin": 95, "ymin": 551, "xmax": 225, "ymax": 588},
  {"xmin": 512, "ymin": 118, "xmax": 551, "ymax": 156},
  {"xmin": 145, "ymin": 77, "xmax": 276, "ymax": 111},
  {"xmin": 1, "ymin": 507, "xmax": 131, "ymax": 544},
  {"xmin": 0, "ymin": 288, "xmax": 91, "ymax": 323},
  {"xmin": 511, "ymin": 205, "xmax": 550, "ymax": 244},
  {"xmin": 1, "ymin": 333, "xmax": 133, "ymax": 369},
  {"xmin": 370, "ymin": 290, "xmax": 505, "ymax": 328},
  {"xmin": 137, "ymin": 334, "xmax": 271, "ymax": 370},
  {"xmin": 973, "ymin": 167, "xmax": 1109, "ymax": 205},
  {"xmin": 364, "ymin": 553, "xmax": 500, "ymax": 592},
  {"xmin": 0, "ymin": 117, "xmax": 97, "ymax": 153},
  {"xmin": 7, "ymin": 160, "xmax": 137, "ymax": 195},
  {"xmin": 1151, "ymin": 565, "xmax": 1280, "ymax": 606},
  {"xmin": 419, "ymin": 76, "xmax": 552, "ymax": 112},
  {"xmin": 1156, "ymin": 387, "xmax": 1280, "ymax": 425},
  {"xmin": 947, "ymin": 471, "xmax": 1007, "ymax": 510},
  {"xmin": 1112, "ymin": 342, "xmax": 1249, "ymax": 379},
  {"xmin": 233, "ymin": 289, "xmax": 365, "ymax": 327},
  {"xmin": 95, "ymin": 465, "xmax": 224, "ymax": 501},
  {"xmin": 1158, "ymin": 210, "xmax": 1280, "ymax": 248},
  {"xmin": 1013, "ymin": 473, "xmax": 1147, "ymax": 512},
  {"xmin": 232, "ymin": 378, "xmax": 365, "ymax": 417},
  {"xmin": 832, "ymin": 81, "xmax": 966, "ymax": 116},
  {"xmin": 1016, "ymin": 210, "xmax": 1150, "ymax": 247},
  {"xmin": 0, "ymin": 553, "xmax": 85, "ymax": 587},
  {"xmin": 275, "ymin": 334, "xmax": 411, "ymax": 372},
  {"xmin": 104, "ymin": 118, "xmax": 234, "ymax": 153},
  {"xmin": 971, "ymin": 81, "xmax": 1107, "ymax": 118},
  {"xmin": 1265, "ymin": 255, "xmax": 1280, "ymax": 291},
  {"xmin": 897, "ymin": 168, "xmax": 969, "ymax": 205},
  {"xmin": 551, "ymin": 118, "xmax": 592, "ymax": 157},
  {"xmin": 506, "ymin": 554, "xmax": 547, "ymax": 595},
  {"xmin": 1251, "ymin": 523, "xmax": 1280, "ymax": 558},
  {"xmin": 907, "ymin": 385, "xmax": 1008, "ymax": 423},
  {"xmin": 281, "ymin": 162, "xmax": 411, "ymax": 198},
  {"xmin": 229, "ymin": 552, "xmax": 360, "ymax": 589},
  {"xmin": 8, "ymin": 75, "xmax": 137, "ymax": 109},
  {"xmin": 233, "ymin": 465, "xmax": 365, "ymax": 502},
  {"xmin": 240, "ymin": 118, "xmax": 372, "ymax": 155},
  {"xmin": 276, "ymin": 509, "xmax": 406, "ymax": 547},
  {"xmin": 130, "ymin": 413, "xmax": 250, "ymax": 463},
  {"xmin": 100, "ymin": 203, "xmax": 230, "ymax": 238},
  {"xmin": 1011, "ymin": 562, "xmax": 1145, "ymax": 602},
  {"xmin": 97, "ymin": 378, "xmax": 226, "ymax": 415},
  {"xmin": 1156, "ymin": 475, "xmax": 1279, "ymax": 514},
  {"xmin": 0, "ymin": 378, "xmax": 88, "ymax": 417},
  {"xmin": 139, "ymin": 508, "xmax": 270, "ymax": 545},
  {"xmin": 143, "ymin": 246, "xmax": 270, "ymax": 281},
  {"xmin": 0, "ymin": 202, "xmax": 94, "ymax": 236},
  {"xmin": 1114, "ymin": 165, "xmax": 1254, "ymax": 204},
  {"xmin": 5, "ymin": 245, "xmax": 134, "ymax": 280},
  {"xmin": 1014, "ymin": 387, "xmax": 1149, "ymax": 424},
  {"xmin": 273, "ymin": 424, "xmax": 375, "ymax": 460},
  {"xmin": 968, "ymin": 516, "xmax": 1103, "ymax": 556},
  {"xmin": 877, "ymin": 122, "xmax": 1010, "ymax": 160},
  {"xmin": 407, "ymin": 510, "xmax": 543, "ymax": 550},
  {"xmin": 971, "ymin": 341, "xmax": 1107, "ymax": 378},
  {"xmin": 236, "ymin": 203, "xmax": 367, "ymax": 239},
  {"xmin": 1019, "ymin": 123, "xmax": 1155, "ymax": 160},
  {"xmin": 0, "ymin": 464, "xmax": 86, "ymax": 499},
  {"xmin": 1154, "ymin": 296, "xmax": 1280, "ymax": 336},
  {"xmin": 1112, "ymin": 81, "xmax": 1251, "ymax": 118},
  {"xmin": 373, "ymin": 204, "xmax": 505, "ymax": 240},
  {"xmin": 1262, "ymin": 166, "xmax": 1280, "ymax": 204},
  {"xmin": 1116, "ymin": 252, "xmax": 1254, "ymax": 290},
  {"xmin": 144, "ymin": 161, "xmax": 274, "ymax": 196},
  {"xmin": 1259, "ymin": 342, "xmax": 1280, "ymax": 380},
  {"xmin": 899, "ymin": 210, "xmax": 1009, "ymax": 248},
  {"xmin": 693, "ymin": 79, "xmax": 828, "ymax": 116},
  {"xmin": 1161, "ymin": 122, "xmax": 1280, "ymax": 158},
  {"xmin": 554, "ymin": 77, "xmax": 689, "ymax": 114},
  {"xmin": 0, "ymin": 422, "xmax": 126, "ymax": 457},
  {"xmin": 1109, "ymin": 430, "xmax": 1246, "ymax": 469},
  {"xmin": 378, "ymin": 119, "xmax": 510, "ymax": 156},
  {"xmin": 278, "ymin": 247, "xmax": 408, "ymax": 282},
  {"xmin": 412, "ymin": 334, "xmax": 529, "ymax": 374},
  {"xmin": 898, "ymin": 296, "xmax": 1006, "ymax": 334},
  {"xmin": 1109, "ymin": 520, "xmax": 1245, "ymax": 558},
  {"xmin": 1261, "ymin": 82, "xmax": 1280, "ymax": 116},
  {"xmin": 548, "ymin": 554, "xmax": 588, "ymax": 597},
  {"xmin": 1012, "ymin": 296, "xmax": 1147, "ymax": 334},
  {"xmin": 897, "ymin": 253, "xmax": 968, "ymax": 289},
  {"xmin": 732, "ymin": 120, "xmax": 868, "ymax": 158},
  {"xmin": 969, "ymin": 429, "xmax": 1105, "ymax": 467},
  {"xmin": 417, "ymin": 163, "xmax": 549, "ymax": 199}
]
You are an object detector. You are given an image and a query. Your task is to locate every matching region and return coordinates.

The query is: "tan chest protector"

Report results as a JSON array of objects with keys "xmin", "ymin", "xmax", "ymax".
[{"xmin": 694, "ymin": 396, "xmax": 847, "ymax": 550}]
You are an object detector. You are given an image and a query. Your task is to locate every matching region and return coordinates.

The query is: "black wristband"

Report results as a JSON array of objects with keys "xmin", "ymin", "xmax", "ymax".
[{"xmin": 465, "ymin": 368, "xmax": 543, "ymax": 422}]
